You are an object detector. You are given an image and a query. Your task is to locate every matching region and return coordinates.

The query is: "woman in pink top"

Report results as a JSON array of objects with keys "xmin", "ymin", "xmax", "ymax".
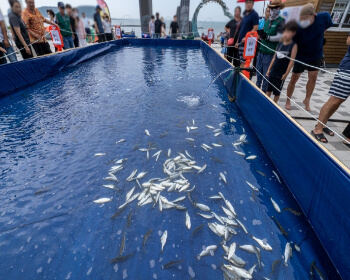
[{"xmin": 76, "ymin": 11, "xmax": 86, "ymax": 47}]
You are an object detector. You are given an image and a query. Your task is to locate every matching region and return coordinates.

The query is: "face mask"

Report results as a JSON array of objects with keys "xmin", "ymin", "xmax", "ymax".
[
  {"xmin": 269, "ymin": 8, "xmax": 280, "ymax": 20},
  {"xmin": 299, "ymin": 19, "xmax": 311, "ymax": 29}
]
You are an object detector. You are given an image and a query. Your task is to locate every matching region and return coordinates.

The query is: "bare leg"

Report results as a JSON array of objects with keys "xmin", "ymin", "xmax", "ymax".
[
  {"xmin": 285, "ymin": 72, "xmax": 301, "ymax": 110},
  {"xmin": 313, "ymin": 96, "xmax": 344, "ymax": 142},
  {"xmin": 266, "ymin": 91, "xmax": 272, "ymax": 97},
  {"xmin": 303, "ymin": 70, "xmax": 319, "ymax": 111},
  {"xmin": 273, "ymin": 95, "xmax": 280, "ymax": 103}
]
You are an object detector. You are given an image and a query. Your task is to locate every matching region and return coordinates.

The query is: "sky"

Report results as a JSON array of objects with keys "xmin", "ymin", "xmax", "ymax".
[{"xmin": 1, "ymin": 0, "xmax": 265, "ymax": 21}]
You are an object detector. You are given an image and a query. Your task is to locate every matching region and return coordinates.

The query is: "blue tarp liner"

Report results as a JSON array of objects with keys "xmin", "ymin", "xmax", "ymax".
[{"xmin": 0, "ymin": 39, "xmax": 349, "ymax": 279}]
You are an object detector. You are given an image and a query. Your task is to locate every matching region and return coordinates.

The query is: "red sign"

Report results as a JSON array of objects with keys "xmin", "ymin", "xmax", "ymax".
[
  {"xmin": 115, "ymin": 25, "xmax": 121, "ymax": 39},
  {"xmin": 208, "ymin": 28, "xmax": 214, "ymax": 46},
  {"xmin": 243, "ymin": 31, "xmax": 258, "ymax": 60},
  {"xmin": 49, "ymin": 25, "xmax": 64, "ymax": 51}
]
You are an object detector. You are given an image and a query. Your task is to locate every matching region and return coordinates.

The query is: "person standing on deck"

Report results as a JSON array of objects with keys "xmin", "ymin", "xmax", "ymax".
[
  {"xmin": 256, "ymin": 0, "xmax": 285, "ymax": 93},
  {"xmin": 65, "ymin": 4, "xmax": 78, "ymax": 47},
  {"xmin": 8, "ymin": 0, "xmax": 33, "ymax": 59},
  {"xmin": 154, "ymin": 13, "xmax": 162, "ymax": 39},
  {"xmin": 94, "ymin": 5, "xmax": 106, "ymax": 43},
  {"xmin": 312, "ymin": 33, "xmax": 350, "ymax": 145},
  {"xmin": 169, "ymin": 15, "xmax": 179, "ymax": 39},
  {"xmin": 22, "ymin": 0, "xmax": 57, "ymax": 56},
  {"xmin": 343, "ymin": 123, "xmax": 350, "ymax": 149},
  {"xmin": 285, "ymin": 3, "xmax": 332, "ymax": 111},
  {"xmin": 235, "ymin": 0, "xmax": 259, "ymax": 67},
  {"xmin": 149, "ymin": 15, "xmax": 155, "ymax": 38},
  {"xmin": 0, "ymin": 7, "xmax": 18, "ymax": 63},
  {"xmin": 225, "ymin": 6, "xmax": 241, "ymax": 67},
  {"xmin": 82, "ymin": 12, "xmax": 92, "ymax": 43},
  {"xmin": 76, "ymin": 10, "xmax": 86, "ymax": 47},
  {"xmin": 102, "ymin": 14, "xmax": 112, "ymax": 41},
  {"xmin": 56, "ymin": 2, "xmax": 74, "ymax": 50}
]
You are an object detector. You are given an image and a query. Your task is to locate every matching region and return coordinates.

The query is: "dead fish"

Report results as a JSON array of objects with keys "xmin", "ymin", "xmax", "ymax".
[
  {"xmin": 255, "ymin": 170, "xmax": 267, "ymax": 177},
  {"xmin": 153, "ymin": 150, "xmax": 162, "ymax": 158},
  {"xmin": 311, "ymin": 261, "xmax": 326, "ymax": 280},
  {"xmin": 219, "ymin": 122, "xmax": 226, "ymax": 127},
  {"xmin": 137, "ymin": 172, "xmax": 148, "ymax": 179},
  {"xmin": 246, "ymin": 181, "xmax": 259, "ymax": 191},
  {"xmin": 185, "ymin": 211, "xmax": 191, "ymax": 230},
  {"xmin": 94, "ymin": 153, "xmax": 106, "ymax": 156},
  {"xmin": 234, "ymin": 151, "xmax": 246, "ymax": 156},
  {"xmin": 237, "ymin": 219, "xmax": 248, "ymax": 234},
  {"xmin": 163, "ymin": 259, "xmax": 183, "ymax": 269},
  {"xmin": 103, "ymin": 184, "xmax": 116, "ymax": 190},
  {"xmin": 212, "ymin": 143, "xmax": 222, "ymax": 147},
  {"xmin": 209, "ymin": 195, "xmax": 222, "ymax": 200},
  {"xmin": 126, "ymin": 169, "xmax": 137, "ymax": 181},
  {"xmin": 191, "ymin": 224, "xmax": 204, "ymax": 239},
  {"xmin": 127, "ymin": 211, "xmax": 133, "ymax": 228},
  {"xmin": 93, "ymin": 198, "xmax": 112, "ymax": 204},
  {"xmin": 196, "ymin": 203, "xmax": 210, "ymax": 212},
  {"xmin": 116, "ymin": 139, "xmax": 126, "ymax": 144},
  {"xmin": 228, "ymin": 242, "xmax": 236, "ymax": 260},
  {"xmin": 186, "ymin": 126, "xmax": 190, "ymax": 133},
  {"xmin": 159, "ymin": 131, "xmax": 168, "ymax": 138},
  {"xmin": 198, "ymin": 245, "xmax": 217, "ymax": 259},
  {"xmin": 272, "ymin": 170, "xmax": 281, "ymax": 184},
  {"xmin": 34, "ymin": 188, "xmax": 51, "ymax": 196},
  {"xmin": 133, "ymin": 144, "xmax": 139, "ymax": 151},
  {"xmin": 197, "ymin": 164, "xmax": 207, "ymax": 174},
  {"xmin": 110, "ymin": 252, "xmax": 135, "ymax": 263},
  {"xmin": 213, "ymin": 129, "xmax": 221, "ymax": 133},
  {"xmin": 239, "ymin": 134, "xmax": 247, "ymax": 142},
  {"xmin": 206, "ymin": 125, "xmax": 215, "ymax": 129},
  {"xmin": 202, "ymin": 143, "xmax": 212, "ymax": 150},
  {"xmin": 143, "ymin": 229, "xmax": 152, "ymax": 252},
  {"xmin": 160, "ymin": 230, "xmax": 168, "ymax": 253},
  {"xmin": 185, "ymin": 138, "xmax": 195, "ymax": 141},
  {"xmin": 197, "ymin": 212, "xmax": 214, "ymax": 219},
  {"xmin": 246, "ymin": 155, "xmax": 257, "ymax": 160},
  {"xmin": 271, "ymin": 216, "xmax": 288, "ymax": 237},
  {"xmin": 214, "ymin": 132, "xmax": 221, "ymax": 137},
  {"xmin": 284, "ymin": 242, "xmax": 292, "ymax": 266},
  {"xmin": 271, "ymin": 198, "xmax": 281, "ymax": 213},
  {"xmin": 119, "ymin": 232, "xmax": 126, "ymax": 256},
  {"xmin": 272, "ymin": 259, "xmax": 281, "ymax": 274},
  {"xmin": 230, "ymin": 118, "xmax": 236, "ymax": 123},
  {"xmin": 185, "ymin": 150, "xmax": 193, "ymax": 159},
  {"xmin": 283, "ymin": 207, "xmax": 302, "ymax": 216},
  {"xmin": 220, "ymin": 173, "xmax": 227, "ymax": 184},
  {"xmin": 211, "ymin": 156, "xmax": 224, "ymax": 164},
  {"xmin": 110, "ymin": 208, "xmax": 125, "ymax": 220},
  {"xmin": 201, "ymin": 145, "xmax": 209, "ymax": 152},
  {"xmin": 168, "ymin": 149, "xmax": 171, "ymax": 157},
  {"xmin": 294, "ymin": 244, "xmax": 301, "ymax": 253},
  {"xmin": 190, "ymin": 126, "xmax": 198, "ymax": 130},
  {"xmin": 116, "ymin": 158, "xmax": 128, "ymax": 164},
  {"xmin": 126, "ymin": 187, "xmax": 135, "ymax": 201},
  {"xmin": 145, "ymin": 129, "xmax": 150, "ymax": 136},
  {"xmin": 223, "ymin": 265, "xmax": 252, "ymax": 279},
  {"xmin": 252, "ymin": 236, "xmax": 273, "ymax": 251}
]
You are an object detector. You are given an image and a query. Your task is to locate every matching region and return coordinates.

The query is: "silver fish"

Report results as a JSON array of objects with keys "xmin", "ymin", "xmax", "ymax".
[
  {"xmin": 93, "ymin": 197, "xmax": 112, "ymax": 204},
  {"xmin": 212, "ymin": 143, "xmax": 222, "ymax": 147},
  {"xmin": 197, "ymin": 164, "xmax": 207, "ymax": 174},
  {"xmin": 152, "ymin": 150, "xmax": 162, "ymax": 158},
  {"xmin": 246, "ymin": 155, "xmax": 257, "ymax": 160},
  {"xmin": 223, "ymin": 265, "xmax": 252, "ymax": 279},
  {"xmin": 246, "ymin": 181, "xmax": 259, "ymax": 191},
  {"xmin": 116, "ymin": 139, "xmax": 126, "ymax": 143},
  {"xmin": 145, "ymin": 129, "xmax": 150, "ymax": 136},
  {"xmin": 196, "ymin": 203, "xmax": 210, "ymax": 212},
  {"xmin": 192, "ymin": 119, "xmax": 195, "ymax": 125},
  {"xmin": 168, "ymin": 149, "xmax": 171, "ymax": 157},
  {"xmin": 159, "ymin": 197, "xmax": 163, "ymax": 212},
  {"xmin": 186, "ymin": 126, "xmax": 190, "ymax": 133},
  {"xmin": 94, "ymin": 153, "xmax": 106, "ymax": 156},
  {"xmin": 221, "ymin": 206, "xmax": 235, "ymax": 218},
  {"xmin": 239, "ymin": 134, "xmax": 247, "ymax": 142},
  {"xmin": 252, "ymin": 236, "xmax": 273, "ymax": 251},
  {"xmin": 209, "ymin": 195, "xmax": 222, "ymax": 200},
  {"xmin": 198, "ymin": 245, "xmax": 217, "ymax": 258},
  {"xmin": 185, "ymin": 138, "xmax": 195, "ymax": 141},
  {"xmin": 197, "ymin": 212, "xmax": 214, "ymax": 219},
  {"xmin": 220, "ymin": 173, "xmax": 227, "ymax": 184},
  {"xmin": 126, "ymin": 187, "xmax": 135, "ymax": 201},
  {"xmin": 202, "ymin": 143, "xmax": 213, "ymax": 150},
  {"xmin": 237, "ymin": 219, "xmax": 248, "ymax": 234},
  {"xmin": 116, "ymin": 158, "xmax": 128, "ymax": 164},
  {"xmin": 213, "ymin": 129, "xmax": 221, "ymax": 133},
  {"xmin": 160, "ymin": 230, "xmax": 168, "ymax": 253},
  {"xmin": 190, "ymin": 126, "xmax": 198, "ymax": 130},
  {"xmin": 228, "ymin": 242, "xmax": 236, "ymax": 260},
  {"xmin": 230, "ymin": 118, "xmax": 236, "ymax": 123},
  {"xmin": 104, "ymin": 176, "xmax": 119, "ymax": 182},
  {"xmin": 185, "ymin": 211, "xmax": 191, "ymax": 230},
  {"xmin": 272, "ymin": 170, "xmax": 281, "ymax": 184},
  {"xmin": 284, "ymin": 242, "xmax": 292, "ymax": 266},
  {"xmin": 139, "ymin": 148, "xmax": 147, "ymax": 152},
  {"xmin": 201, "ymin": 145, "xmax": 209, "ymax": 152},
  {"xmin": 234, "ymin": 151, "xmax": 246, "ymax": 156},
  {"xmin": 137, "ymin": 172, "xmax": 148, "ymax": 179},
  {"xmin": 206, "ymin": 125, "xmax": 215, "ymax": 129},
  {"xmin": 172, "ymin": 196, "xmax": 186, "ymax": 203},
  {"xmin": 271, "ymin": 197, "xmax": 281, "ymax": 213},
  {"xmin": 225, "ymin": 200, "xmax": 237, "ymax": 217},
  {"xmin": 218, "ymin": 192, "xmax": 225, "ymax": 200},
  {"xmin": 185, "ymin": 150, "xmax": 193, "ymax": 159},
  {"xmin": 219, "ymin": 122, "xmax": 226, "ymax": 127},
  {"xmin": 214, "ymin": 132, "xmax": 221, "ymax": 137},
  {"xmin": 103, "ymin": 184, "xmax": 115, "ymax": 190},
  {"xmin": 126, "ymin": 169, "xmax": 137, "ymax": 181}
]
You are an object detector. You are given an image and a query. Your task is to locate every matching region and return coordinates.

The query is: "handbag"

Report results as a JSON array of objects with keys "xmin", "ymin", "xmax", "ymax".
[{"xmin": 227, "ymin": 38, "xmax": 234, "ymax": 46}]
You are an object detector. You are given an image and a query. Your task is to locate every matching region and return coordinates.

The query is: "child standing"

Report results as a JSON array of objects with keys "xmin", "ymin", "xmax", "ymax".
[{"xmin": 266, "ymin": 20, "xmax": 298, "ymax": 103}]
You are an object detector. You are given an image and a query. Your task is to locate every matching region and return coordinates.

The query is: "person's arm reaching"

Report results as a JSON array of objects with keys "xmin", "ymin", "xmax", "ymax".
[
  {"xmin": 44, "ymin": 18, "xmax": 58, "ymax": 27},
  {"xmin": 268, "ymin": 19, "xmax": 284, "ymax": 42},
  {"xmin": 266, "ymin": 52, "xmax": 276, "ymax": 77},
  {"xmin": 13, "ymin": 26, "xmax": 31, "ymax": 54},
  {"xmin": 282, "ymin": 44, "xmax": 298, "ymax": 80},
  {"xmin": 0, "ymin": 21, "xmax": 9, "ymax": 48}
]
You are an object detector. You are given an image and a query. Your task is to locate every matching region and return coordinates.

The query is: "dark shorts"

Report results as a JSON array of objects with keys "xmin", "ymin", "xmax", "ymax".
[
  {"xmin": 267, "ymin": 76, "xmax": 285, "ymax": 96},
  {"xmin": 32, "ymin": 42, "xmax": 52, "ymax": 56},
  {"xmin": 85, "ymin": 28, "xmax": 91, "ymax": 35},
  {"xmin": 293, "ymin": 57, "xmax": 323, "ymax": 74}
]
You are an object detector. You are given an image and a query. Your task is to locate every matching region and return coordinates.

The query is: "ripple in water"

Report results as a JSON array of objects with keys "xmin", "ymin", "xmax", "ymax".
[{"xmin": 177, "ymin": 95, "xmax": 200, "ymax": 107}]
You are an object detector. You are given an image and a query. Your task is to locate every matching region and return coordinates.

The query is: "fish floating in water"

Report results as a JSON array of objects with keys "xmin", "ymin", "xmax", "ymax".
[
  {"xmin": 185, "ymin": 211, "xmax": 191, "ymax": 230},
  {"xmin": 198, "ymin": 245, "xmax": 217, "ymax": 259},
  {"xmin": 160, "ymin": 230, "xmax": 168, "ymax": 253},
  {"xmin": 230, "ymin": 118, "xmax": 236, "ymax": 123},
  {"xmin": 191, "ymin": 224, "xmax": 204, "ymax": 239},
  {"xmin": 284, "ymin": 242, "xmax": 292, "ymax": 266},
  {"xmin": 246, "ymin": 181, "xmax": 259, "ymax": 191},
  {"xmin": 163, "ymin": 259, "xmax": 183, "ymax": 269},
  {"xmin": 94, "ymin": 153, "xmax": 106, "ymax": 156},
  {"xmin": 93, "ymin": 197, "xmax": 112, "ymax": 204},
  {"xmin": 271, "ymin": 198, "xmax": 281, "ymax": 213},
  {"xmin": 197, "ymin": 164, "xmax": 207, "ymax": 174},
  {"xmin": 206, "ymin": 125, "xmax": 215, "ymax": 129},
  {"xmin": 116, "ymin": 139, "xmax": 125, "ymax": 144},
  {"xmin": 143, "ymin": 229, "xmax": 152, "ymax": 252},
  {"xmin": 145, "ymin": 129, "xmax": 150, "ymax": 136},
  {"xmin": 185, "ymin": 138, "xmax": 194, "ymax": 141},
  {"xmin": 220, "ymin": 172, "xmax": 227, "ymax": 184},
  {"xmin": 110, "ymin": 252, "xmax": 135, "ymax": 263},
  {"xmin": 272, "ymin": 170, "xmax": 281, "ymax": 184},
  {"xmin": 246, "ymin": 155, "xmax": 257, "ymax": 160},
  {"xmin": 252, "ymin": 236, "xmax": 273, "ymax": 251},
  {"xmin": 212, "ymin": 143, "xmax": 222, "ymax": 147},
  {"xmin": 234, "ymin": 151, "xmax": 246, "ymax": 156},
  {"xmin": 214, "ymin": 132, "xmax": 221, "ymax": 137}
]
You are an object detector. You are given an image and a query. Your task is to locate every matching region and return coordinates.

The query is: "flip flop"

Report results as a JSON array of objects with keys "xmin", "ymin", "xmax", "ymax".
[
  {"xmin": 311, "ymin": 130, "xmax": 328, "ymax": 143},
  {"xmin": 323, "ymin": 127, "xmax": 334, "ymax": 136}
]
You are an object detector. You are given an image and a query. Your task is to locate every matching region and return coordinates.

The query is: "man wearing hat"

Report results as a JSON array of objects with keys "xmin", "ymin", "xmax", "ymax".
[
  {"xmin": 235, "ymin": 0, "xmax": 259, "ymax": 66},
  {"xmin": 94, "ymin": 5, "xmax": 106, "ymax": 43},
  {"xmin": 256, "ymin": 0, "xmax": 285, "ymax": 93},
  {"xmin": 55, "ymin": 2, "xmax": 74, "ymax": 49},
  {"xmin": 285, "ymin": 3, "xmax": 332, "ymax": 111}
]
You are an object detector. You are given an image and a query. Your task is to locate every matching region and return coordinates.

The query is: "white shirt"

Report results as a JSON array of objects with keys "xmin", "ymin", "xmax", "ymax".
[
  {"xmin": 83, "ymin": 17, "xmax": 89, "ymax": 29},
  {"xmin": 149, "ymin": 20, "xmax": 155, "ymax": 34},
  {"xmin": 0, "ymin": 8, "xmax": 4, "ymax": 41},
  {"xmin": 102, "ymin": 20, "xmax": 111, "ymax": 34}
]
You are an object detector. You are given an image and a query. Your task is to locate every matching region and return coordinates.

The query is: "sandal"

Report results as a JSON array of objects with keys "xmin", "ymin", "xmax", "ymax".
[
  {"xmin": 311, "ymin": 130, "xmax": 328, "ymax": 143},
  {"xmin": 323, "ymin": 127, "xmax": 334, "ymax": 136},
  {"xmin": 343, "ymin": 142, "xmax": 350, "ymax": 149}
]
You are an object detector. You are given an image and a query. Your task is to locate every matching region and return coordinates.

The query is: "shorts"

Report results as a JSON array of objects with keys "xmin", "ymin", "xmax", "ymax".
[
  {"xmin": 266, "ymin": 76, "xmax": 285, "ymax": 96},
  {"xmin": 329, "ymin": 68, "xmax": 350, "ymax": 100},
  {"xmin": 293, "ymin": 57, "xmax": 323, "ymax": 74},
  {"xmin": 238, "ymin": 42, "xmax": 245, "ymax": 62},
  {"xmin": 85, "ymin": 28, "xmax": 91, "ymax": 35}
]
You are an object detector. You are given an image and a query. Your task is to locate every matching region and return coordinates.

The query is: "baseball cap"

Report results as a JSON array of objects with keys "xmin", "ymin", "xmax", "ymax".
[
  {"xmin": 96, "ymin": 5, "xmax": 101, "ymax": 10},
  {"xmin": 58, "ymin": 2, "xmax": 65, "ymax": 8}
]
